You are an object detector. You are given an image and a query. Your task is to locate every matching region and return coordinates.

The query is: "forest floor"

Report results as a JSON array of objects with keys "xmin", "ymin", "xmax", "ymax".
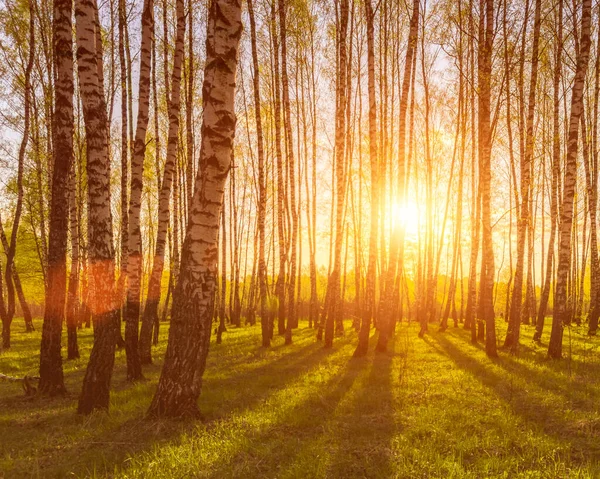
[{"xmin": 1, "ymin": 317, "xmax": 600, "ymax": 478}]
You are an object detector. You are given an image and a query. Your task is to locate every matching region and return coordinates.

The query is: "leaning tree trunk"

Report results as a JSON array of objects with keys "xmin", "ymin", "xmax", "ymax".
[
  {"xmin": 548, "ymin": 0, "xmax": 592, "ymax": 359},
  {"xmin": 0, "ymin": 222, "xmax": 34, "ymax": 332},
  {"xmin": 138, "ymin": 0, "xmax": 185, "ymax": 364},
  {"xmin": 147, "ymin": 0, "xmax": 242, "ymax": 419},
  {"xmin": 124, "ymin": 0, "xmax": 154, "ymax": 381},
  {"xmin": 75, "ymin": 0, "xmax": 119, "ymax": 414},
  {"xmin": 39, "ymin": 0, "xmax": 70, "ymax": 394},
  {"xmin": 3, "ymin": 0, "xmax": 34, "ymax": 350}
]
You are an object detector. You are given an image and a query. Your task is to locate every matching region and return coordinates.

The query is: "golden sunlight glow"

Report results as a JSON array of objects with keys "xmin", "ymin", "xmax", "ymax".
[{"xmin": 391, "ymin": 201, "xmax": 420, "ymax": 236}]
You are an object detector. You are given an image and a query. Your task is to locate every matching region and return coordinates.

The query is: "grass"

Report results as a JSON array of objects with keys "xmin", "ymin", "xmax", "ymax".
[{"xmin": 1, "ymin": 318, "xmax": 600, "ymax": 478}]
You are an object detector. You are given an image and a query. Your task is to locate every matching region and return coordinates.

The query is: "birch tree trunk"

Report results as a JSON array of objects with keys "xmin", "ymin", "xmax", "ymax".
[
  {"xmin": 534, "ymin": 0, "xmax": 561, "ymax": 340},
  {"xmin": 586, "ymin": 9, "xmax": 600, "ymax": 335},
  {"xmin": 376, "ymin": 0, "xmax": 419, "ymax": 351},
  {"xmin": 278, "ymin": 0, "xmax": 297, "ymax": 342},
  {"xmin": 75, "ymin": 0, "xmax": 119, "ymax": 414},
  {"xmin": 39, "ymin": 0, "xmax": 71, "ymax": 394},
  {"xmin": 247, "ymin": 0, "xmax": 268, "ymax": 347},
  {"xmin": 323, "ymin": 0, "xmax": 349, "ymax": 348},
  {"xmin": 185, "ymin": 0, "xmax": 194, "ymax": 209},
  {"xmin": 548, "ymin": 0, "xmax": 592, "ymax": 359},
  {"xmin": 66, "ymin": 165, "xmax": 80, "ymax": 360},
  {"xmin": 504, "ymin": 0, "xmax": 541, "ymax": 353},
  {"xmin": 124, "ymin": 0, "xmax": 154, "ymax": 381},
  {"xmin": 464, "ymin": 0, "xmax": 479, "ymax": 342},
  {"xmin": 139, "ymin": 0, "xmax": 185, "ymax": 364},
  {"xmin": 353, "ymin": 0, "xmax": 378, "ymax": 357},
  {"xmin": 271, "ymin": 2, "xmax": 287, "ymax": 338},
  {"xmin": 477, "ymin": 0, "xmax": 497, "ymax": 358},
  {"xmin": 147, "ymin": 0, "xmax": 242, "ymax": 419},
  {"xmin": 117, "ymin": 0, "xmax": 129, "ymax": 351}
]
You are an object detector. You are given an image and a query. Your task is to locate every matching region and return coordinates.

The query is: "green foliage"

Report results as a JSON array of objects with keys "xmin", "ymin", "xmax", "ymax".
[{"xmin": 1, "ymin": 319, "xmax": 599, "ymax": 477}]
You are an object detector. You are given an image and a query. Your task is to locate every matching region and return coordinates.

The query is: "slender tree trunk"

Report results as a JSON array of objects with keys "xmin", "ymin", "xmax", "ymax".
[
  {"xmin": 39, "ymin": 0, "xmax": 69, "ymax": 394},
  {"xmin": 309, "ymin": 21, "xmax": 318, "ymax": 329},
  {"xmin": 247, "ymin": 0, "xmax": 268, "ymax": 347},
  {"xmin": 139, "ymin": 0, "xmax": 185, "ymax": 364},
  {"xmin": 124, "ymin": 0, "xmax": 154, "ymax": 381},
  {"xmin": 464, "ymin": 0, "xmax": 479, "ymax": 342},
  {"xmin": 0, "ymin": 256, "xmax": 6, "ymax": 340},
  {"xmin": 268, "ymin": 3, "xmax": 286, "ymax": 338},
  {"xmin": 354, "ymin": 0, "xmax": 378, "ymax": 357},
  {"xmin": 376, "ymin": 0, "xmax": 419, "ymax": 350},
  {"xmin": 3, "ymin": 0, "xmax": 34, "ymax": 350},
  {"xmin": 185, "ymin": 0, "xmax": 194, "ymax": 209},
  {"xmin": 116, "ymin": 0, "xmax": 129, "ymax": 350},
  {"xmin": 535, "ymin": 0, "xmax": 562, "ymax": 340},
  {"xmin": 586, "ymin": 9, "xmax": 600, "ymax": 335},
  {"xmin": 478, "ymin": 0, "xmax": 497, "ymax": 357},
  {"xmin": 421, "ymin": 15, "xmax": 434, "ymax": 337},
  {"xmin": 217, "ymin": 207, "xmax": 227, "ymax": 343},
  {"xmin": 322, "ymin": 0, "xmax": 349, "ymax": 348},
  {"xmin": 66, "ymin": 165, "xmax": 80, "ymax": 360},
  {"xmin": 548, "ymin": 0, "xmax": 592, "ymax": 359},
  {"xmin": 277, "ymin": 0, "xmax": 297, "ymax": 344},
  {"xmin": 504, "ymin": 0, "xmax": 541, "ymax": 353},
  {"xmin": 0, "ymin": 224, "xmax": 34, "ymax": 332}
]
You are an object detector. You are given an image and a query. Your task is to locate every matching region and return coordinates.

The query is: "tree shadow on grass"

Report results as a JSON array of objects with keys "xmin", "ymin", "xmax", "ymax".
[
  {"xmin": 205, "ymin": 326, "xmax": 330, "ymax": 383},
  {"xmin": 201, "ymin": 334, "xmax": 355, "ymax": 419},
  {"xmin": 430, "ymin": 332, "xmax": 600, "ymax": 468},
  {"xmin": 203, "ymin": 354, "xmax": 368, "ymax": 479},
  {"xmin": 447, "ymin": 328, "xmax": 600, "ymax": 411},
  {"xmin": 1, "ymin": 332, "xmax": 353, "ymax": 478},
  {"xmin": 324, "ymin": 345, "xmax": 397, "ymax": 478},
  {"xmin": 97, "ymin": 342, "xmax": 346, "ymax": 477}
]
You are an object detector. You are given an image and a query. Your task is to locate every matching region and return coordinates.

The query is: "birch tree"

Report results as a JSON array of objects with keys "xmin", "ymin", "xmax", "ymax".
[{"xmin": 148, "ymin": 0, "xmax": 242, "ymax": 419}]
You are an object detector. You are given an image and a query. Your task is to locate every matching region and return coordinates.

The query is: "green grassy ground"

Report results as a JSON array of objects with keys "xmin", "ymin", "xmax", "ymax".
[{"xmin": 1, "ymin": 318, "xmax": 600, "ymax": 478}]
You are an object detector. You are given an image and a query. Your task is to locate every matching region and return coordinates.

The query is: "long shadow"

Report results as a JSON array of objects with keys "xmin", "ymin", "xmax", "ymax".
[
  {"xmin": 430, "ymin": 332, "xmax": 600, "ymax": 467},
  {"xmin": 453, "ymin": 322, "xmax": 600, "ymax": 376},
  {"xmin": 86, "ymin": 343, "xmax": 345, "ymax": 477},
  {"xmin": 205, "ymin": 327, "xmax": 331, "ymax": 381},
  {"xmin": 325, "ymin": 345, "xmax": 397, "ymax": 478},
  {"xmin": 447, "ymin": 329, "xmax": 600, "ymax": 410},
  {"xmin": 1, "ymin": 331, "xmax": 352, "ymax": 477},
  {"xmin": 201, "ymin": 336, "xmax": 353, "ymax": 419},
  {"xmin": 204, "ymin": 355, "xmax": 368, "ymax": 478},
  {"xmin": 199, "ymin": 326, "xmax": 347, "ymax": 385}
]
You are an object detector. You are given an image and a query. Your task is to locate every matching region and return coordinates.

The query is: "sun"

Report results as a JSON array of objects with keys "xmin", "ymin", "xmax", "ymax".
[{"xmin": 391, "ymin": 201, "xmax": 420, "ymax": 236}]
